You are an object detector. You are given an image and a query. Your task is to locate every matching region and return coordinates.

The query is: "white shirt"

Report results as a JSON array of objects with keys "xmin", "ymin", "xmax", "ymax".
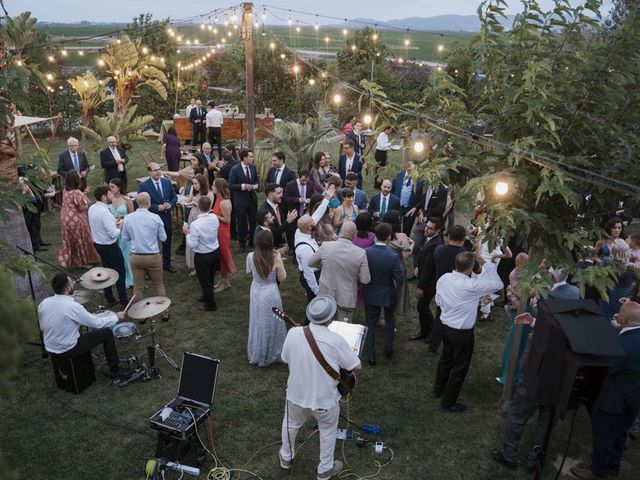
[
  {"xmin": 185, "ymin": 104, "xmax": 195, "ymax": 118},
  {"xmin": 294, "ymin": 230, "xmax": 319, "ymax": 294},
  {"xmin": 110, "ymin": 147, "xmax": 121, "ymax": 161},
  {"xmin": 621, "ymin": 325, "xmax": 640, "ymax": 334},
  {"xmin": 88, "ymin": 201, "xmax": 120, "ymax": 245},
  {"xmin": 275, "ymin": 167, "xmax": 284, "ymax": 185},
  {"xmin": 39, "ymin": 294, "xmax": 115, "ymax": 354},
  {"xmin": 122, "ymin": 208, "xmax": 166, "ymax": 253},
  {"xmin": 311, "ymin": 197, "xmax": 330, "ymax": 225},
  {"xmin": 186, "ymin": 212, "xmax": 220, "ymax": 253},
  {"xmin": 376, "ymin": 131, "xmax": 392, "ymax": 151},
  {"xmin": 282, "ymin": 324, "xmax": 360, "ymax": 410},
  {"xmin": 266, "ymin": 200, "xmax": 282, "ymax": 223},
  {"xmin": 206, "ymin": 108, "xmax": 224, "ymax": 128},
  {"xmin": 435, "ymin": 262, "xmax": 503, "ymax": 330},
  {"xmin": 345, "ymin": 154, "xmax": 355, "ymax": 173}
]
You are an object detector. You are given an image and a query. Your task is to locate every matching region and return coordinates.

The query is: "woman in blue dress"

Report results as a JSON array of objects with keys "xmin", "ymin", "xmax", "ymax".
[{"xmin": 108, "ymin": 178, "xmax": 134, "ymax": 288}]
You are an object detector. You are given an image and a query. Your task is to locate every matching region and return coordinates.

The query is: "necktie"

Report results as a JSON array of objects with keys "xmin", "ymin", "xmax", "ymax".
[
  {"xmin": 274, "ymin": 207, "xmax": 282, "ymax": 225},
  {"xmin": 425, "ymin": 186, "xmax": 433, "ymax": 210},
  {"xmin": 155, "ymin": 180, "xmax": 162, "ymax": 197},
  {"xmin": 244, "ymin": 166, "xmax": 250, "ymax": 182},
  {"xmin": 276, "ymin": 168, "xmax": 282, "ymax": 185},
  {"xmin": 300, "ymin": 184, "xmax": 306, "ymax": 214},
  {"xmin": 381, "ymin": 196, "xmax": 387, "ymax": 216},
  {"xmin": 72, "ymin": 153, "xmax": 79, "ymax": 171}
]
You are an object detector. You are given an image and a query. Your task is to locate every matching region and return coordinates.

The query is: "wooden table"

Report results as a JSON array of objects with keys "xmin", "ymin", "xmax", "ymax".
[{"xmin": 171, "ymin": 116, "xmax": 275, "ymax": 143}]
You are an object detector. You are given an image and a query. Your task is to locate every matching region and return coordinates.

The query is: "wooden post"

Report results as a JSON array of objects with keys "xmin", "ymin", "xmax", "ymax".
[{"xmin": 241, "ymin": 3, "xmax": 255, "ymax": 150}]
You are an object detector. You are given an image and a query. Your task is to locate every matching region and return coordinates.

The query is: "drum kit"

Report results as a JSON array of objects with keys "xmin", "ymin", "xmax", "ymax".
[{"xmin": 75, "ymin": 267, "xmax": 179, "ymax": 382}]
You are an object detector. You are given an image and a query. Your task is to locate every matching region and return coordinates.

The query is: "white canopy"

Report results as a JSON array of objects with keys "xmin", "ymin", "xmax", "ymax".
[{"xmin": 13, "ymin": 115, "xmax": 59, "ymax": 128}]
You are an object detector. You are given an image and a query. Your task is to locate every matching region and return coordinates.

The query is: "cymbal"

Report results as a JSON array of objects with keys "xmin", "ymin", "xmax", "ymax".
[
  {"xmin": 80, "ymin": 267, "xmax": 119, "ymax": 290},
  {"xmin": 127, "ymin": 296, "xmax": 171, "ymax": 319},
  {"xmin": 71, "ymin": 290, "xmax": 92, "ymax": 305}
]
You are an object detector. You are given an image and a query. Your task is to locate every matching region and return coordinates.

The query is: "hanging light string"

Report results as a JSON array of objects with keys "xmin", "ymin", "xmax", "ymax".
[{"xmin": 262, "ymin": 25, "xmax": 639, "ymax": 197}]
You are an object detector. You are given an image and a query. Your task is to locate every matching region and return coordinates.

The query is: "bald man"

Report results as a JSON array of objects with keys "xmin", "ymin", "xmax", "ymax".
[
  {"xmin": 571, "ymin": 301, "xmax": 640, "ymax": 480},
  {"xmin": 308, "ymin": 221, "xmax": 370, "ymax": 322},
  {"xmin": 294, "ymin": 214, "xmax": 320, "ymax": 306},
  {"xmin": 122, "ymin": 192, "xmax": 168, "ymax": 319},
  {"xmin": 100, "ymin": 136, "xmax": 129, "ymax": 191}
]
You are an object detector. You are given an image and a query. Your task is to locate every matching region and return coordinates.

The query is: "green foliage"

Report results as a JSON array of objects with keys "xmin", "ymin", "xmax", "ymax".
[{"xmin": 79, "ymin": 104, "xmax": 155, "ymax": 153}]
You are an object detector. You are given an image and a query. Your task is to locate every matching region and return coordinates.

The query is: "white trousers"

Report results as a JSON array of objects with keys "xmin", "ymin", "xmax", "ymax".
[{"xmin": 280, "ymin": 399, "xmax": 340, "ymax": 475}]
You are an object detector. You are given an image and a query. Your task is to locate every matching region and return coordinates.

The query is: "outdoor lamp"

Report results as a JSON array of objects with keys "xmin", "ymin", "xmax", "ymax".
[{"xmin": 495, "ymin": 181, "xmax": 509, "ymax": 196}]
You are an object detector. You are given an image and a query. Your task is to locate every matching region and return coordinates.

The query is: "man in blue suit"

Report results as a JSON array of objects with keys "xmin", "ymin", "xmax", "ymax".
[
  {"xmin": 571, "ymin": 300, "xmax": 640, "ymax": 480},
  {"xmin": 229, "ymin": 149, "xmax": 259, "ymax": 251},
  {"xmin": 337, "ymin": 141, "xmax": 363, "ymax": 189},
  {"xmin": 137, "ymin": 163, "xmax": 178, "ymax": 272},
  {"xmin": 391, "ymin": 162, "xmax": 424, "ymax": 234},
  {"xmin": 363, "ymin": 223, "xmax": 404, "ymax": 366}
]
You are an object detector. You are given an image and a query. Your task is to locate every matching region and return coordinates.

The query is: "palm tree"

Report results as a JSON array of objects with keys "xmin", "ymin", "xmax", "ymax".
[{"xmin": 67, "ymin": 71, "xmax": 111, "ymax": 146}]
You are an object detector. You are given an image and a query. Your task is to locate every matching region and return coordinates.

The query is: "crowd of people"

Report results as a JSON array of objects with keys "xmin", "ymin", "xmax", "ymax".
[{"xmin": 29, "ymin": 113, "xmax": 640, "ymax": 480}]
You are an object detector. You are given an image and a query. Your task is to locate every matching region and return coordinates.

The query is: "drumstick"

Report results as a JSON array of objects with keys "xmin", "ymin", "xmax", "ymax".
[{"xmin": 123, "ymin": 294, "xmax": 136, "ymax": 314}]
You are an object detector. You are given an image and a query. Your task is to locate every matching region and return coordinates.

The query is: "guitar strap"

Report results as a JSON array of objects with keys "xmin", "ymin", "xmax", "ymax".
[{"xmin": 303, "ymin": 326, "xmax": 341, "ymax": 382}]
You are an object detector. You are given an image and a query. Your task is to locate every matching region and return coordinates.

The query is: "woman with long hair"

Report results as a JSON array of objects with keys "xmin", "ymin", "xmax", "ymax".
[
  {"xmin": 382, "ymin": 210, "xmax": 414, "ymax": 316},
  {"xmin": 246, "ymin": 230, "xmax": 287, "ymax": 367},
  {"xmin": 162, "ymin": 126, "xmax": 182, "ymax": 172},
  {"xmin": 309, "ymin": 151, "xmax": 328, "ymax": 193},
  {"xmin": 212, "ymin": 178, "xmax": 237, "ymax": 292},
  {"xmin": 595, "ymin": 216, "xmax": 625, "ymax": 265},
  {"xmin": 185, "ymin": 174, "xmax": 213, "ymax": 275},
  {"xmin": 108, "ymin": 178, "xmax": 134, "ymax": 287},
  {"xmin": 58, "ymin": 170, "xmax": 100, "ymax": 268}
]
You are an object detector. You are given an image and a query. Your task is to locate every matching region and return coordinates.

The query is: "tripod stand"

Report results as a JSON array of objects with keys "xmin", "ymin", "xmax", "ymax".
[
  {"xmin": 146, "ymin": 317, "xmax": 179, "ymax": 379},
  {"xmin": 16, "ymin": 245, "xmax": 80, "ymax": 358}
]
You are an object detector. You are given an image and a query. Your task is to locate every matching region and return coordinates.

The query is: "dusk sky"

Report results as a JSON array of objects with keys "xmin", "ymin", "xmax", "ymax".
[{"xmin": 12, "ymin": 0, "xmax": 615, "ymax": 23}]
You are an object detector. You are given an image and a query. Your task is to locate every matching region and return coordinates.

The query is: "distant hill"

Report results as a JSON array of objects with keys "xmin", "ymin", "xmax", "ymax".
[{"xmin": 348, "ymin": 14, "xmax": 516, "ymax": 32}]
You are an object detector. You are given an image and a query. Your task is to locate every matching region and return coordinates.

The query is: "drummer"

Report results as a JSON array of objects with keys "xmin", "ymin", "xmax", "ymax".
[{"xmin": 38, "ymin": 273, "xmax": 132, "ymax": 378}]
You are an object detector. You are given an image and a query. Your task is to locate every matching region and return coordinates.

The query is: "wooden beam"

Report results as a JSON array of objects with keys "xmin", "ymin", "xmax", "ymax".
[{"xmin": 242, "ymin": 3, "xmax": 255, "ymax": 150}]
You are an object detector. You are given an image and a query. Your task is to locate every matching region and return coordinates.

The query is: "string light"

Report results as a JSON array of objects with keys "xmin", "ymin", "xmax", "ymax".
[
  {"xmin": 372, "ymin": 33, "xmax": 378, "ymax": 41},
  {"xmin": 16, "ymin": 59, "xmax": 24, "ymax": 67},
  {"xmin": 97, "ymin": 58, "xmax": 105, "ymax": 67},
  {"xmin": 333, "ymin": 93, "xmax": 342, "ymax": 104},
  {"xmin": 269, "ymin": 42, "xmax": 276, "ymax": 50},
  {"xmin": 363, "ymin": 113, "xmax": 372, "ymax": 125},
  {"xmin": 142, "ymin": 47, "xmax": 149, "ymax": 54},
  {"xmin": 342, "ymin": 28, "xmax": 348, "ymax": 36},
  {"xmin": 314, "ymin": 24, "xmax": 319, "ymax": 31},
  {"xmin": 288, "ymin": 17, "xmax": 293, "ymax": 25},
  {"xmin": 280, "ymin": 53, "xmax": 286, "ymax": 59},
  {"xmin": 309, "ymin": 78, "xmax": 316, "ymax": 85},
  {"xmin": 61, "ymin": 49, "xmax": 68, "ymax": 57},
  {"xmin": 47, "ymin": 55, "xmax": 55, "ymax": 62},
  {"xmin": 351, "ymin": 45, "xmax": 357, "ymax": 51},
  {"xmin": 46, "ymin": 73, "xmax": 54, "ymax": 81},
  {"xmin": 438, "ymin": 44, "xmax": 444, "ymax": 52},
  {"xmin": 413, "ymin": 141, "xmax": 424, "ymax": 153},
  {"xmin": 324, "ymin": 36, "xmax": 330, "ymax": 44},
  {"xmin": 296, "ymin": 26, "xmax": 301, "ymax": 33},
  {"xmin": 495, "ymin": 181, "xmax": 509, "ymax": 196},
  {"xmin": 292, "ymin": 64, "xmax": 300, "ymax": 74},
  {"xmin": 78, "ymin": 50, "xmax": 84, "ymax": 56},
  {"xmin": 404, "ymin": 38, "xmax": 410, "ymax": 46}
]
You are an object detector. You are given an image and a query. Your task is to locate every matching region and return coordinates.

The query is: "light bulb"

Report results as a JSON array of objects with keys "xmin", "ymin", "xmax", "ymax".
[
  {"xmin": 413, "ymin": 141, "xmax": 424, "ymax": 153},
  {"xmin": 363, "ymin": 114, "xmax": 372, "ymax": 125},
  {"xmin": 495, "ymin": 181, "xmax": 509, "ymax": 196},
  {"xmin": 333, "ymin": 94, "xmax": 342, "ymax": 104}
]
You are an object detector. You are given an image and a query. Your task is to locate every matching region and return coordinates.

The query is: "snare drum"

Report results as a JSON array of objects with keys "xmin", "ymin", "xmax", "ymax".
[{"xmin": 113, "ymin": 322, "xmax": 137, "ymax": 339}]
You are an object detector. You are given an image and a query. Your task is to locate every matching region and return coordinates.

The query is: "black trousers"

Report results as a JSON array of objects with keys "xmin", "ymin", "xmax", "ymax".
[
  {"xmin": 416, "ymin": 289, "xmax": 435, "ymax": 338},
  {"xmin": 399, "ymin": 206, "xmax": 415, "ymax": 235},
  {"xmin": 61, "ymin": 328, "xmax": 119, "ymax": 368},
  {"xmin": 433, "ymin": 325, "xmax": 475, "ymax": 407},
  {"xmin": 93, "ymin": 242, "xmax": 128, "ymax": 305},
  {"xmin": 23, "ymin": 201, "xmax": 43, "ymax": 249},
  {"xmin": 235, "ymin": 201, "xmax": 257, "ymax": 248},
  {"xmin": 194, "ymin": 250, "xmax": 220, "ymax": 308},
  {"xmin": 298, "ymin": 269, "xmax": 320, "ymax": 303},
  {"xmin": 192, "ymin": 124, "xmax": 205, "ymax": 146},
  {"xmin": 591, "ymin": 405, "xmax": 638, "ymax": 477},
  {"xmin": 428, "ymin": 307, "xmax": 444, "ymax": 353},
  {"xmin": 208, "ymin": 127, "xmax": 223, "ymax": 160},
  {"xmin": 160, "ymin": 214, "xmax": 173, "ymax": 269},
  {"xmin": 365, "ymin": 304, "xmax": 396, "ymax": 361}
]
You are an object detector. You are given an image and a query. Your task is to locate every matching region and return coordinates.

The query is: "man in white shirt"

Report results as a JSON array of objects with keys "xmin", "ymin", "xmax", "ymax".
[
  {"xmin": 39, "ymin": 273, "xmax": 131, "ymax": 377},
  {"xmin": 121, "ymin": 192, "xmax": 168, "ymax": 316},
  {"xmin": 432, "ymin": 250, "xmax": 503, "ymax": 412},
  {"xmin": 279, "ymin": 295, "xmax": 361, "ymax": 480},
  {"xmin": 185, "ymin": 98, "xmax": 196, "ymax": 120},
  {"xmin": 294, "ymin": 215, "xmax": 320, "ymax": 305},
  {"xmin": 205, "ymin": 101, "xmax": 224, "ymax": 159},
  {"xmin": 374, "ymin": 125, "xmax": 392, "ymax": 167},
  {"xmin": 88, "ymin": 185, "xmax": 128, "ymax": 308},
  {"xmin": 184, "ymin": 196, "xmax": 220, "ymax": 311}
]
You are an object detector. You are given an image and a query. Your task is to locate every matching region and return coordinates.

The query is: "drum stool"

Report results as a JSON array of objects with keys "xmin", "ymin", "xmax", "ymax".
[{"xmin": 50, "ymin": 350, "xmax": 96, "ymax": 394}]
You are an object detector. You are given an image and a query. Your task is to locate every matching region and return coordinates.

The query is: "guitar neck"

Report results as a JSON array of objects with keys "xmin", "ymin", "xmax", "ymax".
[{"xmin": 272, "ymin": 307, "xmax": 299, "ymax": 328}]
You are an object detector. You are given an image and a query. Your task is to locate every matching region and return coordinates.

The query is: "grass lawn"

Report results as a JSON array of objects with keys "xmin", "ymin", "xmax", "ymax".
[{"xmin": 1, "ymin": 139, "xmax": 638, "ymax": 479}]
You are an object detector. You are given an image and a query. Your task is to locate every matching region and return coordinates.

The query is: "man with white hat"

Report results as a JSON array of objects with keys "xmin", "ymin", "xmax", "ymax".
[{"xmin": 279, "ymin": 295, "xmax": 362, "ymax": 480}]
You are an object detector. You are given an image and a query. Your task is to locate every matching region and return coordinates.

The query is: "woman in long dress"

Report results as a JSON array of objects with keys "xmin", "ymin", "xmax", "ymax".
[
  {"xmin": 382, "ymin": 210, "xmax": 414, "ymax": 316},
  {"xmin": 58, "ymin": 171, "xmax": 100, "ymax": 268},
  {"xmin": 162, "ymin": 126, "xmax": 182, "ymax": 172},
  {"xmin": 185, "ymin": 174, "xmax": 213, "ymax": 275},
  {"xmin": 246, "ymin": 230, "xmax": 287, "ymax": 367},
  {"xmin": 108, "ymin": 178, "xmax": 134, "ymax": 288},
  {"xmin": 212, "ymin": 178, "xmax": 237, "ymax": 292}
]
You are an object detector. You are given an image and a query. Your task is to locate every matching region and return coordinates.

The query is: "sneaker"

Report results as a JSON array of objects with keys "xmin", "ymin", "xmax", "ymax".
[
  {"xmin": 278, "ymin": 452, "xmax": 292, "ymax": 470},
  {"xmin": 108, "ymin": 367, "xmax": 134, "ymax": 378},
  {"xmin": 317, "ymin": 460, "xmax": 343, "ymax": 480}
]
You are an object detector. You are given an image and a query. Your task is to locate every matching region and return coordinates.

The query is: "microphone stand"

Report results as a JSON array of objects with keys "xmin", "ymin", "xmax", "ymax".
[{"xmin": 16, "ymin": 245, "xmax": 80, "ymax": 358}]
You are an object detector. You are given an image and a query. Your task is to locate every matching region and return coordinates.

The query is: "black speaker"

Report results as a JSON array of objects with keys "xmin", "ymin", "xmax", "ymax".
[
  {"xmin": 51, "ymin": 351, "xmax": 96, "ymax": 394},
  {"xmin": 522, "ymin": 298, "xmax": 626, "ymax": 416}
]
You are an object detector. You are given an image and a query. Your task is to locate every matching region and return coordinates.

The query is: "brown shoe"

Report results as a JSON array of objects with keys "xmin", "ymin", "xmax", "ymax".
[{"xmin": 570, "ymin": 466, "xmax": 605, "ymax": 480}]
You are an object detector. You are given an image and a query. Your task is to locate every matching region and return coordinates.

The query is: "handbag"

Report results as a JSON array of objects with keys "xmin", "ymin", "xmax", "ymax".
[{"xmin": 303, "ymin": 326, "xmax": 356, "ymax": 397}]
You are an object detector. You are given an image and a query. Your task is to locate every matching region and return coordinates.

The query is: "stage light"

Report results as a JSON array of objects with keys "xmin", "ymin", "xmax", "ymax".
[
  {"xmin": 117, "ymin": 39, "xmax": 121, "ymax": 44},
  {"xmin": 495, "ymin": 181, "xmax": 509, "ymax": 196},
  {"xmin": 186, "ymin": 40, "xmax": 191, "ymax": 45},
  {"xmin": 333, "ymin": 93, "xmax": 342, "ymax": 104},
  {"xmin": 413, "ymin": 141, "xmax": 424, "ymax": 153},
  {"xmin": 194, "ymin": 38, "xmax": 199, "ymax": 44},
  {"xmin": 363, "ymin": 114, "xmax": 372, "ymax": 125},
  {"xmin": 398, "ymin": 57, "xmax": 404, "ymax": 64},
  {"xmin": 436, "ymin": 66, "xmax": 443, "ymax": 72},
  {"xmin": 208, "ymin": 25, "xmax": 213, "ymax": 31}
]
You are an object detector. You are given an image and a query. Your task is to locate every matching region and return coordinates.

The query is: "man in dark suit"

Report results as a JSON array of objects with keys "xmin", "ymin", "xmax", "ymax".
[
  {"xmin": 58, "ymin": 136, "xmax": 90, "ymax": 191},
  {"xmin": 100, "ymin": 136, "xmax": 129, "ymax": 191},
  {"xmin": 194, "ymin": 142, "xmax": 217, "ymax": 187},
  {"xmin": 391, "ymin": 162, "xmax": 424, "ymax": 235},
  {"xmin": 338, "ymin": 141, "xmax": 363, "ymax": 189},
  {"xmin": 284, "ymin": 171, "xmax": 314, "ymax": 249},
  {"xmin": 363, "ymin": 223, "xmax": 404, "ymax": 366},
  {"xmin": 368, "ymin": 179, "xmax": 401, "ymax": 222},
  {"xmin": 189, "ymin": 100, "xmax": 206, "ymax": 146},
  {"xmin": 346, "ymin": 121, "xmax": 366, "ymax": 157},
  {"xmin": 266, "ymin": 151, "xmax": 297, "ymax": 190},
  {"xmin": 412, "ymin": 217, "xmax": 444, "ymax": 342},
  {"xmin": 411, "ymin": 183, "xmax": 448, "ymax": 270},
  {"xmin": 229, "ymin": 149, "xmax": 259, "ymax": 251},
  {"xmin": 338, "ymin": 172, "xmax": 368, "ymax": 211},
  {"xmin": 137, "ymin": 163, "xmax": 178, "ymax": 272},
  {"xmin": 571, "ymin": 301, "xmax": 640, "ymax": 480},
  {"xmin": 218, "ymin": 151, "xmax": 239, "ymax": 240},
  {"xmin": 261, "ymin": 183, "xmax": 297, "ymax": 247}
]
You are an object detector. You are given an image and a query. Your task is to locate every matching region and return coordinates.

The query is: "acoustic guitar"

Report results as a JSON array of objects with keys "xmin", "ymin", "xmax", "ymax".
[{"xmin": 272, "ymin": 306, "xmax": 356, "ymax": 396}]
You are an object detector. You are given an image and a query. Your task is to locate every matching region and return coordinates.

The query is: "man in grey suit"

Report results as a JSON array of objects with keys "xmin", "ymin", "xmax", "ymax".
[
  {"xmin": 57, "ymin": 136, "xmax": 90, "ymax": 191},
  {"xmin": 308, "ymin": 221, "xmax": 370, "ymax": 322},
  {"xmin": 363, "ymin": 223, "xmax": 404, "ymax": 365}
]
